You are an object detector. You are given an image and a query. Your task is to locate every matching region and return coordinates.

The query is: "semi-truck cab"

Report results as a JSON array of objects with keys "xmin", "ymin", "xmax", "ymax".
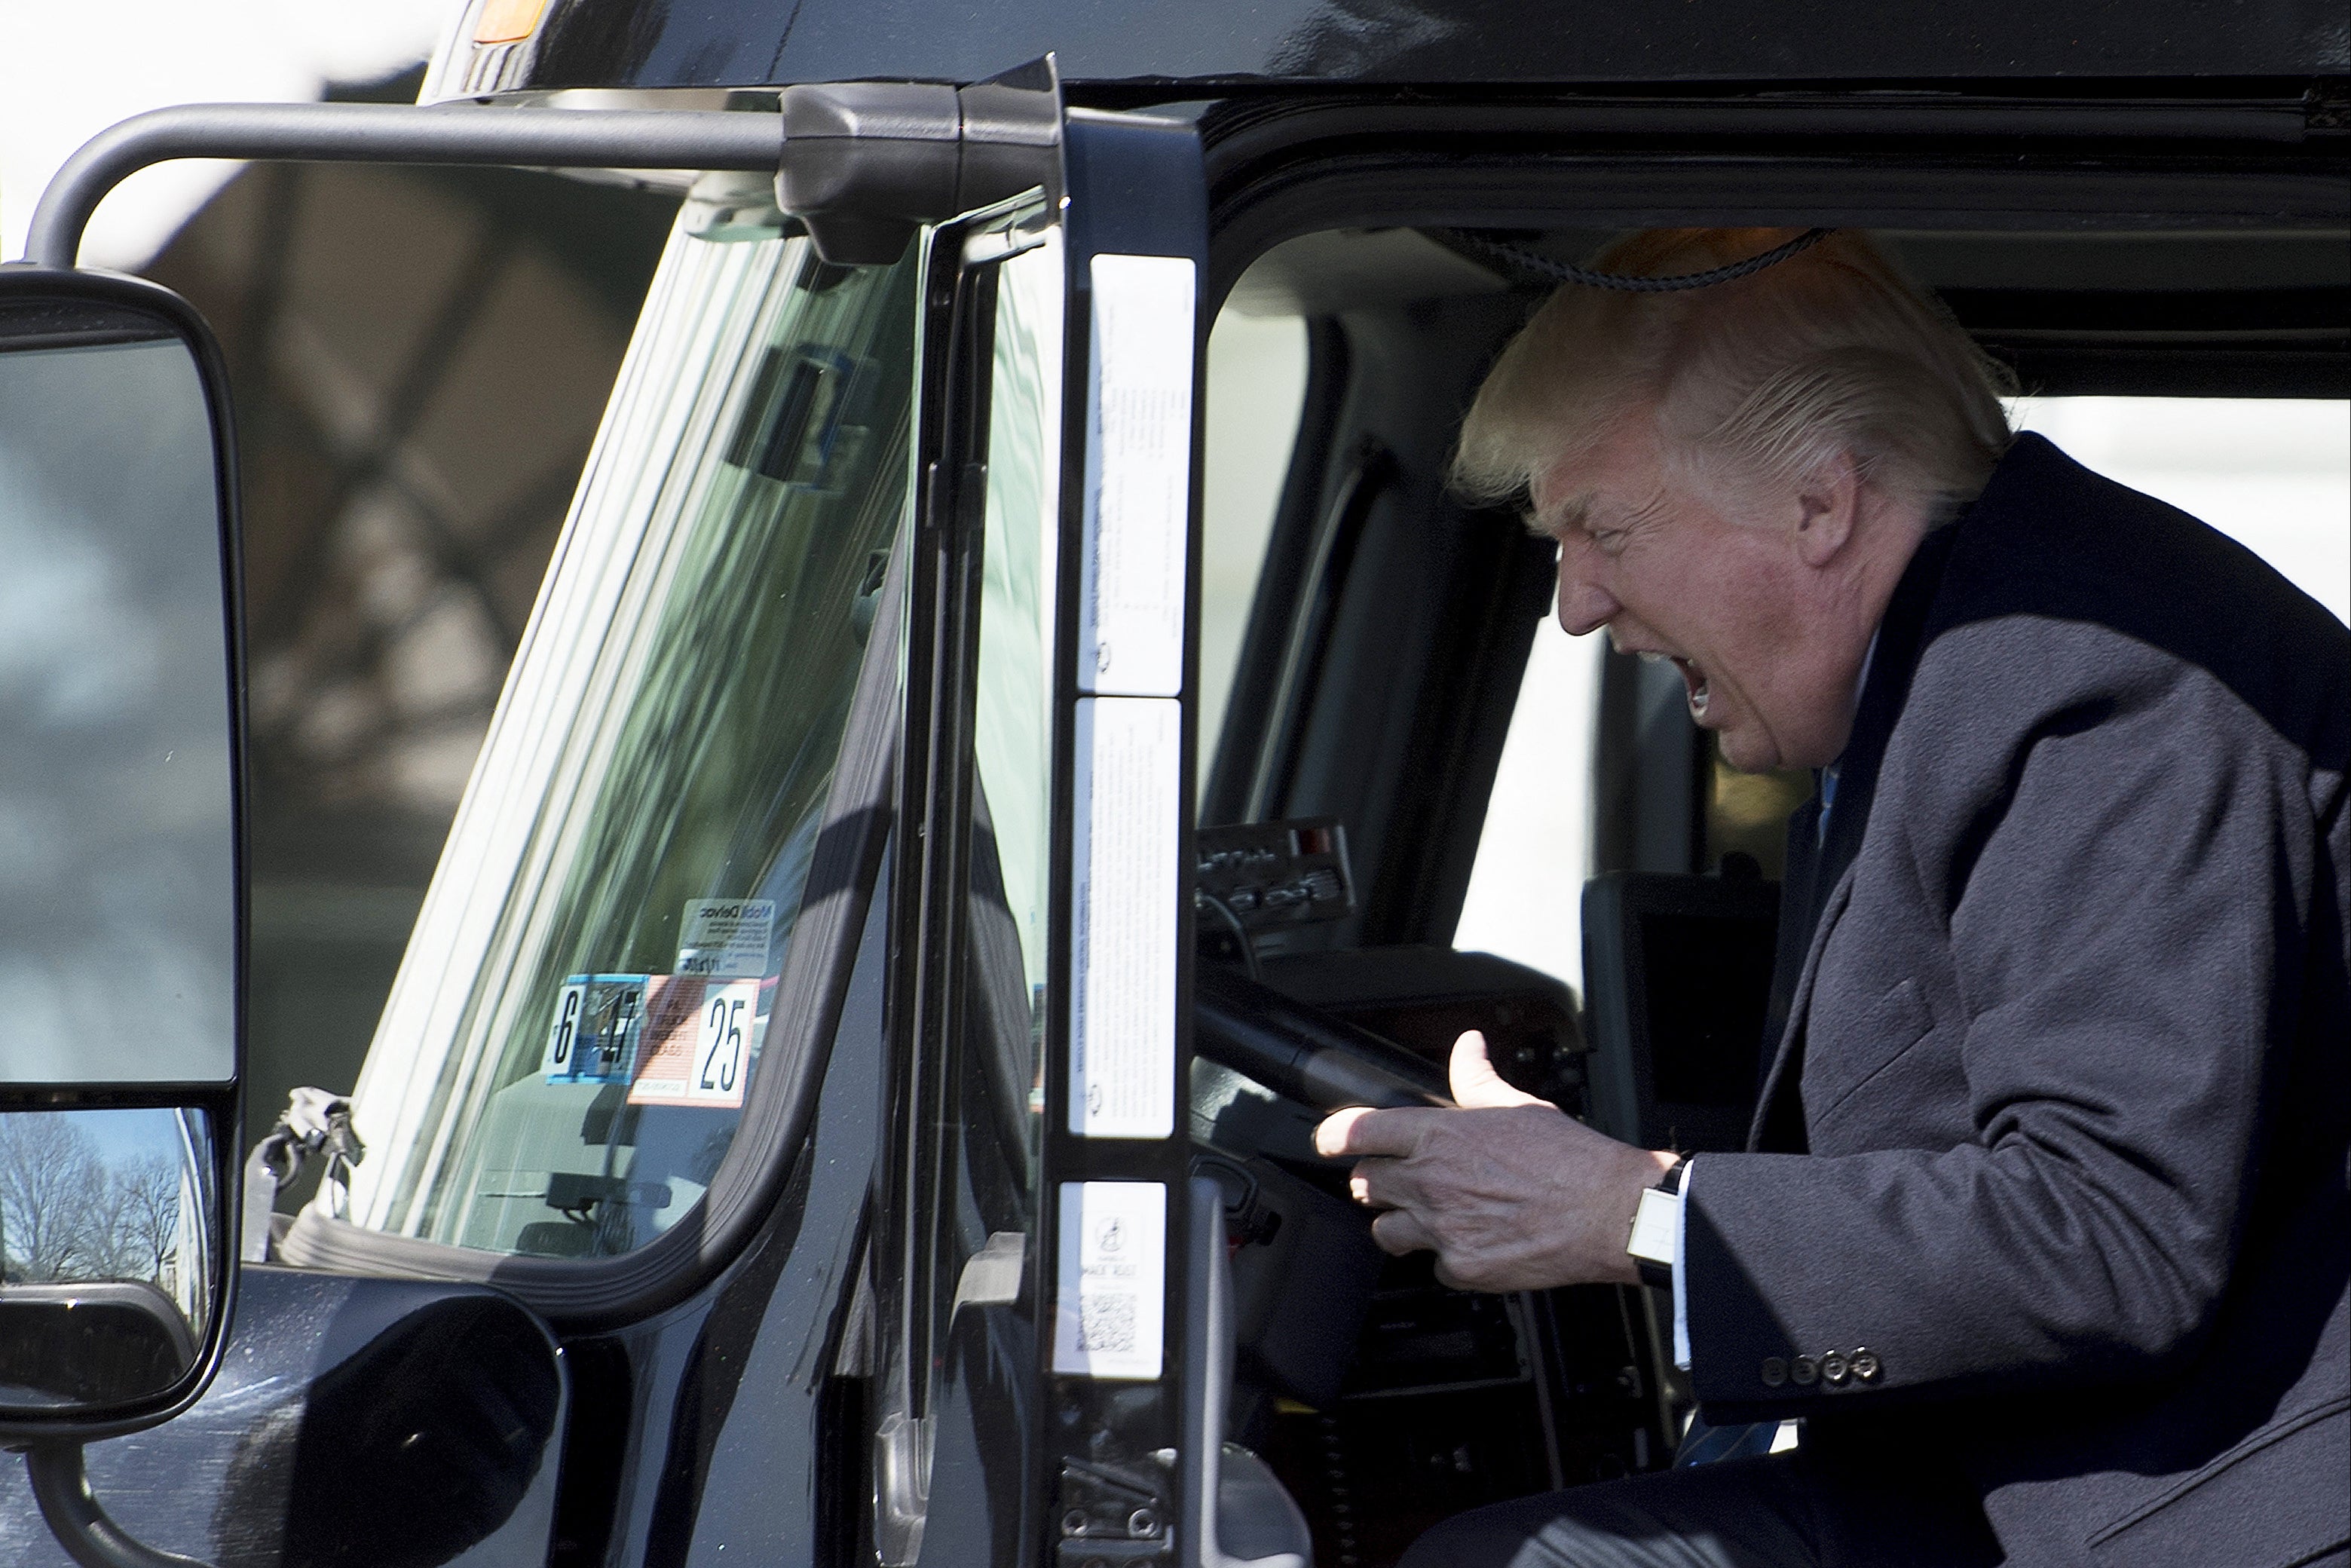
[{"xmin": 0, "ymin": 4, "xmax": 2343, "ymax": 1564}]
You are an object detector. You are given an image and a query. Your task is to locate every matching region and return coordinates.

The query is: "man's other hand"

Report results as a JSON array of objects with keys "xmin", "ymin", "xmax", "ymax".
[{"xmin": 1313, "ymin": 1031, "xmax": 1678, "ymax": 1292}]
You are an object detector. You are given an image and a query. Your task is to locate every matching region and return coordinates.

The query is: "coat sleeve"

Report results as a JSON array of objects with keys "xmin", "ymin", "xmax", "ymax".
[{"xmin": 1682, "ymin": 622, "xmax": 2330, "ymax": 1419}]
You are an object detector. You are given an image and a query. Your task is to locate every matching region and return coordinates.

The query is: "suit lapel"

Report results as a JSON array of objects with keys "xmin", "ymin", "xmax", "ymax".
[
  {"xmin": 1749, "ymin": 862, "xmax": 1856, "ymax": 1151},
  {"xmin": 1760, "ymin": 794, "xmax": 1822, "ymax": 1093},
  {"xmin": 1743, "ymin": 521, "xmax": 1964, "ymax": 1153}
]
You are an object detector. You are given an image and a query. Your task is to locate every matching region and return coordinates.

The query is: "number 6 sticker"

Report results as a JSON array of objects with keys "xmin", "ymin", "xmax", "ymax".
[
  {"xmin": 543, "ymin": 974, "xmax": 651, "ymax": 1084},
  {"xmin": 627, "ymin": 976, "xmax": 761, "ymax": 1107}
]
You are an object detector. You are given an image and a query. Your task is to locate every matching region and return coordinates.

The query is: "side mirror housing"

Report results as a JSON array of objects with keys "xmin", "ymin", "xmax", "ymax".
[
  {"xmin": 0, "ymin": 266, "xmax": 243, "ymax": 1447},
  {"xmin": 0, "ymin": 1282, "xmax": 198, "ymax": 1409}
]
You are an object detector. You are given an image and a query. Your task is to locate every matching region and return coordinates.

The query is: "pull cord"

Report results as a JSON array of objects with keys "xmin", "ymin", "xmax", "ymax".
[{"xmin": 1443, "ymin": 227, "xmax": 1832, "ymax": 292}]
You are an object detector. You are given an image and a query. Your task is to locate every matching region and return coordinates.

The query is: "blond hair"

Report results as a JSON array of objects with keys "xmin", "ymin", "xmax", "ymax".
[{"xmin": 1452, "ymin": 228, "xmax": 2014, "ymax": 523}]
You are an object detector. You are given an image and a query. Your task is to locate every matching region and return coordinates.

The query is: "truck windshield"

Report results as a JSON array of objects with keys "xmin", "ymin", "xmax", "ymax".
[{"xmin": 329, "ymin": 214, "xmax": 917, "ymax": 1260}]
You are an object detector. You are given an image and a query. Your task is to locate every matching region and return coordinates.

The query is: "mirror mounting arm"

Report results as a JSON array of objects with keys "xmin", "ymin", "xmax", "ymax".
[
  {"xmin": 25, "ymin": 81, "xmax": 1063, "ymax": 274},
  {"xmin": 20, "ymin": 1443, "xmax": 213, "ymax": 1568},
  {"xmin": 21, "ymin": 101, "xmax": 786, "ymax": 269}
]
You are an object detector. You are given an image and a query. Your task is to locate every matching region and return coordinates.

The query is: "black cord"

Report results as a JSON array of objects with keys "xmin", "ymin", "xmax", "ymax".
[
  {"xmin": 1194, "ymin": 889, "xmax": 1261, "ymax": 980},
  {"xmin": 1444, "ymin": 228, "xmax": 1833, "ymax": 293}
]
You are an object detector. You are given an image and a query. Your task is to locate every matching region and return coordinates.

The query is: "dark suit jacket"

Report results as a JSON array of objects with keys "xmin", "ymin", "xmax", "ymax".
[{"xmin": 1682, "ymin": 434, "xmax": 2351, "ymax": 1566}]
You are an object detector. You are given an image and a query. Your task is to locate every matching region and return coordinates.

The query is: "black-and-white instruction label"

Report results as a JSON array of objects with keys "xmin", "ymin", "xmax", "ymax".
[
  {"xmin": 1077, "ymin": 253, "xmax": 1195, "ymax": 698},
  {"xmin": 1070, "ymin": 697, "xmax": 1179, "ymax": 1139},
  {"xmin": 1051, "ymin": 1180, "xmax": 1166, "ymax": 1380},
  {"xmin": 676, "ymin": 898, "xmax": 775, "ymax": 978}
]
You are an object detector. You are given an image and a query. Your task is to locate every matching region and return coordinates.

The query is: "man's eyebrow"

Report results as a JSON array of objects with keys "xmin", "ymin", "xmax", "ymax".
[{"xmin": 1526, "ymin": 491, "xmax": 1593, "ymax": 540}]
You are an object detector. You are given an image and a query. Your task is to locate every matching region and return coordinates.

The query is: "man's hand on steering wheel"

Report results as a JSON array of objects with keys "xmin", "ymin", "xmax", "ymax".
[{"xmin": 1314, "ymin": 1031, "xmax": 1679, "ymax": 1292}]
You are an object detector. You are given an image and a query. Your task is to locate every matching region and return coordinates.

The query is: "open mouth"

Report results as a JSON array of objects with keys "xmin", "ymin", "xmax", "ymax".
[
  {"xmin": 1641, "ymin": 650, "xmax": 1711, "ymax": 718},
  {"xmin": 1676, "ymin": 659, "xmax": 1710, "ymax": 718}
]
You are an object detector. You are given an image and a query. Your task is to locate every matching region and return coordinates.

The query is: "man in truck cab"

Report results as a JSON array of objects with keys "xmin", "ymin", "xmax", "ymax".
[{"xmin": 1319, "ymin": 228, "xmax": 2351, "ymax": 1566}]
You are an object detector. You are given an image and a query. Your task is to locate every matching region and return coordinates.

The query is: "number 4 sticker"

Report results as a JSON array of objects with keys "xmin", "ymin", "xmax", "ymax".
[{"xmin": 627, "ymin": 976, "xmax": 761, "ymax": 1107}]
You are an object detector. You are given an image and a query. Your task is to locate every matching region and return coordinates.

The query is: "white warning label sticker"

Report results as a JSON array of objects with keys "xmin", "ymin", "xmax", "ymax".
[
  {"xmin": 676, "ymin": 898, "xmax": 776, "ymax": 978},
  {"xmin": 1052, "ymin": 1180, "xmax": 1166, "ymax": 1380},
  {"xmin": 1078, "ymin": 252, "xmax": 1195, "ymax": 699},
  {"xmin": 1070, "ymin": 696, "xmax": 1180, "ymax": 1140}
]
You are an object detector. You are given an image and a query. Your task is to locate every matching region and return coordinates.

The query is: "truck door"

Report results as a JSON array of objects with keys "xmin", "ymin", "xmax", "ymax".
[
  {"xmin": 840, "ymin": 63, "xmax": 1219, "ymax": 1566},
  {"xmin": 0, "ymin": 69, "xmax": 1224, "ymax": 1568}
]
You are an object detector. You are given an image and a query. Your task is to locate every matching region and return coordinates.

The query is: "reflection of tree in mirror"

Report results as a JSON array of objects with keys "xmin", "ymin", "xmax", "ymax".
[
  {"xmin": 0, "ymin": 1116, "xmax": 179, "ymax": 1288},
  {"xmin": 113, "ymin": 1156, "xmax": 183, "ymax": 1283}
]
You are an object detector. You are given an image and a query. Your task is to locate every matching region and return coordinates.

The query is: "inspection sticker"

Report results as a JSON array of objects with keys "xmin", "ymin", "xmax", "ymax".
[
  {"xmin": 675, "ymin": 898, "xmax": 776, "ymax": 978},
  {"xmin": 1077, "ymin": 253, "xmax": 1195, "ymax": 698},
  {"xmin": 626, "ymin": 975, "xmax": 762, "ymax": 1108},
  {"xmin": 1051, "ymin": 1180, "xmax": 1166, "ymax": 1380},
  {"xmin": 543, "ymin": 975, "xmax": 651, "ymax": 1084},
  {"xmin": 1070, "ymin": 696, "xmax": 1180, "ymax": 1138}
]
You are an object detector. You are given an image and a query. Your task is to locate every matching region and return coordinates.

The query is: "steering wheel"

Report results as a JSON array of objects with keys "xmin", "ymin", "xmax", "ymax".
[{"xmin": 1192, "ymin": 962, "xmax": 1455, "ymax": 1113}]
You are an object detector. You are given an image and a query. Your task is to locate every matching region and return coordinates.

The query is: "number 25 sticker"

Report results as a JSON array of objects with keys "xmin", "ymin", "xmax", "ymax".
[
  {"xmin": 696, "ymin": 988, "xmax": 749, "ymax": 1099},
  {"xmin": 626, "ymin": 976, "xmax": 760, "ymax": 1107}
]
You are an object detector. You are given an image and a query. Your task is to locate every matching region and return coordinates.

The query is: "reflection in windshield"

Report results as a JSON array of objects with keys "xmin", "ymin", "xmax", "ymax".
[
  {"xmin": 0, "ymin": 335, "xmax": 235, "ymax": 1085},
  {"xmin": 327, "ymin": 222, "xmax": 919, "ymax": 1260}
]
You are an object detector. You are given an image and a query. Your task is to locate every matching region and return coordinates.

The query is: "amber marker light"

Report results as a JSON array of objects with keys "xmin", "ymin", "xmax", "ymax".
[{"xmin": 473, "ymin": 0, "xmax": 552, "ymax": 44}]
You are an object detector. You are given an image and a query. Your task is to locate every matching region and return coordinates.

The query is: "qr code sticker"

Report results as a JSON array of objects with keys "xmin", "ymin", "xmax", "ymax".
[
  {"xmin": 1054, "ymin": 1181, "xmax": 1164, "ymax": 1379},
  {"xmin": 1079, "ymin": 1293, "xmax": 1138, "ymax": 1355}
]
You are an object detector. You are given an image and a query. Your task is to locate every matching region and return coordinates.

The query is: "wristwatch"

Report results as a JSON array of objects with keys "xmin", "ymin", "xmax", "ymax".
[{"xmin": 1624, "ymin": 1156, "xmax": 1688, "ymax": 1290}]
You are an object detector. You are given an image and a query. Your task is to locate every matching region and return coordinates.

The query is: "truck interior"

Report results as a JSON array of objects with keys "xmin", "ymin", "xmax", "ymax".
[{"xmin": 1174, "ymin": 174, "xmax": 2346, "ymax": 1563}]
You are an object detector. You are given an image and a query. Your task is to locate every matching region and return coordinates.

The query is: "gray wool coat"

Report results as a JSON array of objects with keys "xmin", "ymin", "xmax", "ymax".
[{"xmin": 1682, "ymin": 434, "xmax": 2350, "ymax": 1567}]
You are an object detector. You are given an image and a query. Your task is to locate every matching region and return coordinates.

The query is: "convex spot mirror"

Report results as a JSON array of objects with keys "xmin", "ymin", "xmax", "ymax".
[{"xmin": 0, "ymin": 268, "xmax": 242, "ymax": 1441}]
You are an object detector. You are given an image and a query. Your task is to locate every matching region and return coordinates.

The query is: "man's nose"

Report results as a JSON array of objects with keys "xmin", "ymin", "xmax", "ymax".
[{"xmin": 1555, "ymin": 553, "xmax": 1618, "ymax": 636}]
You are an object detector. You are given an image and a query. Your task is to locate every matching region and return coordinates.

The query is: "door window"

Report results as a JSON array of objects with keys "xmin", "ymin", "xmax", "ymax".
[
  {"xmin": 932, "ymin": 222, "xmax": 1062, "ymax": 1303},
  {"xmin": 2006, "ymin": 396, "xmax": 2349, "ymax": 623},
  {"xmin": 1454, "ymin": 606, "xmax": 1605, "ymax": 988},
  {"xmin": 1199, "ymin": 308, "xmax": 1310, "ymax": 789},
  {"xmin": 870, "ymin": 215, "xmax": 1063, "ymax": 1566}
]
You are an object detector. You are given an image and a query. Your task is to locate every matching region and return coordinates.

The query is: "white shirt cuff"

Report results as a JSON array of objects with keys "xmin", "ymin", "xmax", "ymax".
[{"xmin": 1672, "ymin": 1157, "xmax": 1693, "ymax": 1372}]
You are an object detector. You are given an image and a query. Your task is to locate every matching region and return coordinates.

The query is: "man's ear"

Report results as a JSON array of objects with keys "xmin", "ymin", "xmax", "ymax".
[{"xmin": 1792, "ymin": 448, "xmax": 1863, "ymax": 568}]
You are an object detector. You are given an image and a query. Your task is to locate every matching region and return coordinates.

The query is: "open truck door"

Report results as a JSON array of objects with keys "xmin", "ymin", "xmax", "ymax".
[
  {"xmin": 807, "ymin": 63, "xmax": 1232, "ymax": 1568},
  {"xmin": 2, "ymin": 60, "xmax": 1254, "ymax": 1568}
]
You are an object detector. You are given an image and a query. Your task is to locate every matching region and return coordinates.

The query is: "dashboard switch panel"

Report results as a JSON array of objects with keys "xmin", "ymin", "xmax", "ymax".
[{"xmin": 1195, "ymin": 818, "xmax": 1355, "ymax": 930}]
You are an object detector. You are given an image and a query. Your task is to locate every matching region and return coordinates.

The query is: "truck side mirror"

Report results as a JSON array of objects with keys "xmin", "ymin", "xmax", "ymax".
[{"xmin": 0, "ymin": 269, "xmax": 242, "ymax": 1464}]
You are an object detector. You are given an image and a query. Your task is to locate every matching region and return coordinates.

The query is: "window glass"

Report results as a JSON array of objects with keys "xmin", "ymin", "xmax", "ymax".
[
  {"xmin": 1198, "ymin": 308, "xmax": 1309, "ymax": 789},
  {"xmin": 1704, "ymin": 751, "xmax": 1812, "ymax": 880},
  {"xmin": 972, "ymin": 234, "xmax": 1063, "ymax": 1019},
  {"xmin": 337, "ymin": 222, "xmax": 920, "ymax": 1260},
  {"xmin": 870, "ymin": 225, "xmax": 1063, "ymax": 1568},
  {"xmin": 939, "ymin": 228, "xmax": 1062, "ymax": 1271},
  {"xmin": 1453, "ymin": 602, "xmax": 1603, "ymax": 988},
  {"xmin": 2007, "ymin": 397, "xmax": 2349, "ymax": 624}
]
